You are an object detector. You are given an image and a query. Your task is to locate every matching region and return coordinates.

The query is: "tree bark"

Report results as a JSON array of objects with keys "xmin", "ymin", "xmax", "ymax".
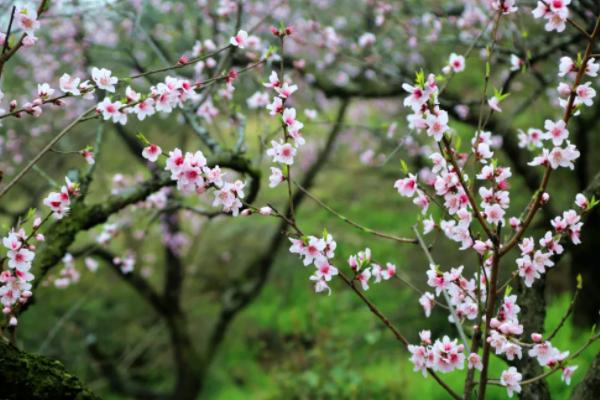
[
  {"xmin": 571, "ymin": 171, "xmax": 600, "ymax": 326},
  {"xmin": 572, "ymin": 350, "xmax": 600, "ymax": 400},
  {"xmin": 0, "ymin": 339, "xmax": 99, "ymax": 400},
  {"xmin": 513, "ymin": 278, "xmax": 552, "ymax": 400}
]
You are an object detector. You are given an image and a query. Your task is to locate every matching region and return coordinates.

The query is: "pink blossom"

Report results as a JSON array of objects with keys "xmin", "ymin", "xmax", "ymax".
[
  {"xmin": 59, "ymin": 73, "xmax": 81, "ymax": 96},
  {"xmin": 142, "ymin": 144, "xmax": 162, "ymax": 162},
  {"xmin": 561, "ymin": 365, "xmax": 578, "ymax": 385},
  {"xmin": 500, "ymin": 367, "xmax": 522, "ymax": 397},
  {"xmin": 467, "ymin": 353, "xmax": 482, "ymax": 370},
  {"xmin": 91, "ymin": 67, "xmax": 118, "ymax": 92},
  {"xmin": 356, "ymin": 268, "xmax": 371, "ymax": 290},
  {"xmin": 426, "ymin": 110, "xmax": 449, "ymax": 141},
  {"xmin": 269, "ymin": 167, "xmax": 284, "ymax": 188},
  {"xmin": 575, "ymin": 82, "xmax": 596, "ymax": 107},
  {"xmin": 419, "ymin": 292, "xmax": 435, "ymax": 317},
  {"xmin": 394, "ymin": 174, "xmax": 418, "ymax": 197},
  {"xmin": 230, "ymin": 30, "xmax": 248, "ymax": 48},
  {"xmin": 266, "ymin": 140, "xmax": 296, "ymax": 165},
  {"xmin": 443, "ymin": 53, "xmax": 465, "ymax": 74}
]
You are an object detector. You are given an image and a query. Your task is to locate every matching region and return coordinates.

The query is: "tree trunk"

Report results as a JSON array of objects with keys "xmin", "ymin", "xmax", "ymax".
[
  {"xmin": 0, "ymin": 339, "xmax": 98, "ymax": 400},
  {"xmin": 571, "ymin": 172, "xmax": 600, "ymax": 326},
  {"xmin": 514, "ymin": 278, "xmax": 551, "ymax": 400},
  {"xmin": 571, "ymin": 350, "xmax": 600, "ymax": 400}
]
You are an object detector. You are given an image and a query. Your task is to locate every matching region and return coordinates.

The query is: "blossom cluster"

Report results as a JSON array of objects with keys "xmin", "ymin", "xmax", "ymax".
[
  {"xmin": 97, "ymin": 74, "xmax": 196, "ymax": 125},
  {"xmin": 259, "ymin": 67, "xmax": 303, "ymax": 185},
  {"xmin": 289, "ymin": 233, "xmax": 338, "ymax": 294},
  {"xmin": 532, "ymin": 0, "xmax": 571, "ymax": 32},
  {"xmin": 54, "ymin": 253, "xmax": 81, "ymax": 288},
  {"xmin": 142, "ymin": 145, "xmax": 247, "ymax": 216},
  {"xmin": 422, "ymin": 264, "xmax": 480, "ymax": 322},
  {"xmin": 389, "ymin": 5, "xmax": 597, "ymax": 395},
  {"xmin": 42, "ymin": 177, "xmax": 80, "ymax": 219},
  {"xmin": 347, "ymin": 247, "xmax": 397, "ymax": 291},
  {"xmin": 0, "ymin": 223, "xmax": 41, "ymax": 324},
  {"xmin": 408, "ymin": 330, "xmax": 465, "ymax": 375},
  {"xmin": 516, "ymin": 194, "xmax": 587, "ymax": 287}
]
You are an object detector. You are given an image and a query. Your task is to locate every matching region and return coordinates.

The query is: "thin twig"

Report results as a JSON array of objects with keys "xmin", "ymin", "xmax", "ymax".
[
  {"xmin": 1, "ymin": 6, "xmax": 16, "ymax": 55},
  {"xmin": 412, "ymin": 225, "xmax": 470, "ymax": 353},
  {"xmin": 293, "ymin": 181, "xmax": 417, "ymax": 244}
]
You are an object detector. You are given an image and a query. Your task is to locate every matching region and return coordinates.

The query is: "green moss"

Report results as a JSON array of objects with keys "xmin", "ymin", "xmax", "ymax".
[{"xmin": 0, "ymin": 339, "xmax": 99, "ymax": 400}]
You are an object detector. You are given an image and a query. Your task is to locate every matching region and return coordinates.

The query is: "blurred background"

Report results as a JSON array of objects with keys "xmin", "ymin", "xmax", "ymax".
[{"xmin": 1, "ymin": 0, "xmax": 600, "ymax": 398}]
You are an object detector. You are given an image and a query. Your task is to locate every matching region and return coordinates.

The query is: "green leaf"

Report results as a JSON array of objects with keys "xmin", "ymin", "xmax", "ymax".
[
  {"xmin": 577, "ymin": 273, "xmax": 583, "ymax": 290},
  {"xmin": 25, "ymin": 208, "xmax": 37, "ymax": 222},
  {"xmin": 136, "ymin": 132, "xmax": 150, "ymax": 145},
  {"xmin": 454, "ymin": 135, "xmax": 462, "ymax": 152},
  {"xmin": 400, "ymin": 159, "xmax": 408, "ymax": 174},
  {"xmin": 415, "ymin": 69, "xmax": 425, "ymax": 87},
  {"xmin": 589, "ymin": 195, "xmax": 599, "ymax": 210}
]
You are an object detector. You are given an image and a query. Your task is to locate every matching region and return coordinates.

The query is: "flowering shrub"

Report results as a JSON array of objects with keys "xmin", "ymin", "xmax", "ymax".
[{"xmin": 2, "ymin": 0, "xmax": 600, "ymax": 399}]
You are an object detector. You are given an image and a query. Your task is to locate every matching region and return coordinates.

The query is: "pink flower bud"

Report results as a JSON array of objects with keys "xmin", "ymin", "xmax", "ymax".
[
  {"xmin": 3, "ymin": 307, "xmax": 11, "ymax": 314},
  {"xmin": 293, "ymin": 59, "xmax": 306, "ymax": 70},
  {"xmin": 541, "ymin": 192, "xmax": 550, "ymax": 203},
  {"xmin": 33, "ymin": 216, "xmax": 42, "ymax": 228},
  {"xmin": 240, "ymin": 209, "xmax": 252, "ymax": 216},
  {"xmin": 531, "ymin": 333, "xmax": 543, "ymax": 342},
  {"xmin": 259, "ymin": 206, "xmax": 273, "ymax": 216},
  {"xmin": 36, "ymin": 233, "xmax": 45, "ymax": 242},
  {"xmin": 178, "ymin": 55, "xmax": 189, "ymax": 65},
  {"xmin": 509, "ymin": 217, "xmax": 521, "ymax": 230},
  {"xmin": 9, "ymin": 316, "xmax": 18, "ymax": 326}
]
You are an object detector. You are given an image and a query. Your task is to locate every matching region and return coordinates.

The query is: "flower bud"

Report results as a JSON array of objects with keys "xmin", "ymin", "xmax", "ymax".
[
  {"xmin": 259, "ymin": 206, "xmax": 273, "ymax": 216},
  {"xmin": 541, "ymin": 192, "xmax": 550, "ymax": 204}
]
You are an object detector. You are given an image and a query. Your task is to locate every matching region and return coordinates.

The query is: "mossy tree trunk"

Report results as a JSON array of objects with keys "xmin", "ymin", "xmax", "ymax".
[{"xmin": 0, "ymin": 339, "xmax": 99, "ymax": 400}]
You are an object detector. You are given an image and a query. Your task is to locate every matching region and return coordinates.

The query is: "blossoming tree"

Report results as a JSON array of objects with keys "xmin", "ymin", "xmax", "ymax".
[{"xmin": 2, "ymin": 0, "xmax": 600, "ymax": 399}]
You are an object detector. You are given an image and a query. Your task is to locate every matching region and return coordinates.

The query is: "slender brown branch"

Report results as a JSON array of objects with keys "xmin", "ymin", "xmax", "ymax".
[
  {"xmin": 477, "ymin": 244, "xmax": 501, "ymax": 400},
  {"xmin": 1, "ymin": 6, "xmax": 16, "ymax": 56},
  {"xmin": 293, "ymin": 182, "xmax": 417, "ymax": 244}
]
